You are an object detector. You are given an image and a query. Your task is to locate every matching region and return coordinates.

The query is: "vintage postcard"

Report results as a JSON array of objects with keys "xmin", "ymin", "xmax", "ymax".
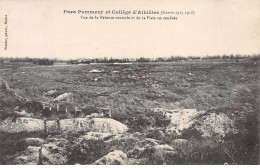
[{"xmin": 0, "ymin": 0, "xmax": 259, "ymax": 165}]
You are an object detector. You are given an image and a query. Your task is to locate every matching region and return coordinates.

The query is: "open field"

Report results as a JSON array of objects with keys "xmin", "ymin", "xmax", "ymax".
[{"xmin": 0, "ymin": 59, "xmax": 259, "ymax": 165}]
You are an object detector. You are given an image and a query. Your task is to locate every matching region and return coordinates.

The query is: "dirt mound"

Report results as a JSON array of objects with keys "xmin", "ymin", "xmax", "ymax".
[
  {"xmin": 89, "ymin": 69, "xmax": 102, "ymax": 73},
  {"xmin": 0, "ymin": 117, "xmax": 44, "ymax": 133},
  {"xmin": 59, "ymin": 118, "xmax": 92, "ymax": 133},
  {"xmin": 153, "ymin": 108, "xmax": 206, "ymax": 135},
  {"xmin": 93, "ymin": 150, "xmax": 127, "ymax": 165},
  {"xmin": 0, "ymin": 117, "xmax": 128, "ymax": 134},
  {"xmin": 53, "ymin": 93, "xmax": 71, "ymax": 101},
  {"xmin": 154, "ymin": 144, "xmax": 174, "ymax": 151},
  {"xmin": 90, "ymin": 118, "xmax": 128, "ymax": 134},
  {"xmin": 196, "ymin": 113, "xmax": 238, "ymax": 137},
  {"xmin": 59, "ymin": 118, "xmax": 128, "ymax": 134}
]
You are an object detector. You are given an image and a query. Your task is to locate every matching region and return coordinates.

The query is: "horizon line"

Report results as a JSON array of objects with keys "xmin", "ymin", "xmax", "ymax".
[{"xmin": 1, "ymin": 53, "xmax": 260, "ymax": 61}]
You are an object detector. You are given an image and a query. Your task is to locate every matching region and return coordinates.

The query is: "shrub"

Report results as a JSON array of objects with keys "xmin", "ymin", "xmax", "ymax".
[
  {"xmin": 181, "ymin": 127, "xmax": 203, "ymax": 140},
  {"xmin": 66, "ymin": 139, "xmax": 108, "ymax": 164},
  {"xmin": 127, "ymin": 109, "xmax": 171, "ymax": 132}
]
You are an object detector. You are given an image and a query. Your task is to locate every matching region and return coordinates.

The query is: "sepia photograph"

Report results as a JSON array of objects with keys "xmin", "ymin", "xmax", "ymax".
[{"xmin": 0, "ymin": 0, "xmax": 259, "ymax": 165}]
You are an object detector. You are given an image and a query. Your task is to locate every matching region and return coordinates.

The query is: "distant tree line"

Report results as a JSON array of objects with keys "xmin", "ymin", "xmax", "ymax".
[
  {"xmin": 67, "ymin": 57, "xmax": 135, "ymax": 64},
  {"xmin": 0, "ymin": 57, "xmax": 59, "ymax": 65},
  {"xmin": 67, "ymin": 59, "xmax": 91, "ymax": 64},
  {"xmin": 0, "ymin": 54, "xmax": 259, "ymax": 65},
  {"xmin": 33, "ymin": 58, "xmax": 54, "ymax": 65},
  {"xmin": 74, "ymin": 54, "xmax": 256, "ymax": 63},
  {"xmin": 152, "ymin": 54, "xmax": 256, "ymax": 62},
  {"xmin": 95, "ymin": 58, "xmax": 132, "ymax": 63}
]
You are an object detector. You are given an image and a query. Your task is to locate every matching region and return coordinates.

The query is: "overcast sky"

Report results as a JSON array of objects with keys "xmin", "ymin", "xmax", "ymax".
[{"xmin": 0, "ymin": 0, "xmax": 259, "ymax": 59}]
